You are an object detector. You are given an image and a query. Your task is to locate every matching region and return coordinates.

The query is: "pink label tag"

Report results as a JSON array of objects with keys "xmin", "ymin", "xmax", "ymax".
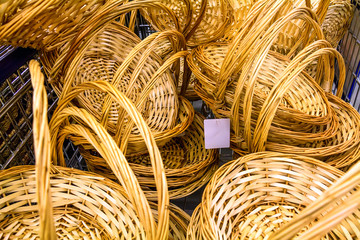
[{"xmin": 204, "ymin": 119, "xmax": 230, "ymax": 149}]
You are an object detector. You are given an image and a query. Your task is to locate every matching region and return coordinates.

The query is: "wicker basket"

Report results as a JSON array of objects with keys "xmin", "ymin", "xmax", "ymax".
[
  {"xmin": 0, "ymin": 0, "xmax": 120, "ymax": 51},
  {"xmin": 271, "ymin": 159, "xmax": 360, "ymax": 240},
  {"xmin": 0, "ymin": 60, "xmax": 190, "ymax": 239},
  {"xmin": 140, "ymin": 0, "xmax": 234, "ymax": 46},
  {"xmin": 49, "ymin": 80, "xmax": 213, "ymax": 199},
  {"xmin": 322, "ymin": 0, "xmax": 354, "ymax": 48},
  {"xmin": 187, "ymin": 6, "xmax": 356, "ymax": 167},
  {"xmin": 141, "ymin": 0, "xmax": 332, "ymax": 47},
  {"xmin": 43, "ymin": 21, "xmax": 195, "ymax": 155},
  {"xmin": 187, "ymin": 152, "xmax": 360, "ymax": 239},
  {"xmin": 77, "ymin": 112, "xmax": 219, "ymax": 200}
]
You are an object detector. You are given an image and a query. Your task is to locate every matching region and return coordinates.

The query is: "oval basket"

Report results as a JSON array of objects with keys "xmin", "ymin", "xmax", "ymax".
[
  {"xmin": 187, "ymin": 152, "xmax": 360, "ymax": 240},
  {"xmin": 0, "ymin": 60, "xmax": 190, "ymax": 239},
  {"xmin": 45, "ymin": 21, "xmax": 194, "ymax": 155},
  {"xmin": 77, "ymin": 112, "xmax": 219, "ymax": 200}
]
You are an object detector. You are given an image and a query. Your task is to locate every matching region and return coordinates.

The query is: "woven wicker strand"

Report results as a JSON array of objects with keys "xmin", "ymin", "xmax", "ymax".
[
  {"xmin": 0, "ymin": 60, "xmax": 191, "ymax": 239},
  {"xmin": 0, "ymin": 0, "xmax": 116, "ymax": 50},
  {"xmin": 78, "ymin": 112, "xmax": 219, "ymax": 200},
  {"xmin": 270, "ymin": 159, "xmax": 360, "ymax": 240},
  {"xmin": 31, "ymin": 59, "xmax": 57, "ymax": 240},
  {"xmin": 187, "ymin": 152, "xmax": 360, "ymax": 240}
]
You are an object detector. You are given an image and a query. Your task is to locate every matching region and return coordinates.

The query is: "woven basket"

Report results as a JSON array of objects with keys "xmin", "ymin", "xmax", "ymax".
[
  {"xmin": 271, "ymin": 159, "xmax": 360, "ymax": 240},
  {"xmin": 77, "ymin": 112, "xmax": 219, "ymax": 200},
  {"xmin": 322, "ymin": 0, "xmax": 354, "ymax": 48},
  {"xmin": 45, "ymin": 21, "xmax": 194, "ymax": 155},
  {"xmin": 140, "ymin": 0, "xmax": 234, "ymax": 46},
  {"xmin": 263, "ymin": 93, "xmax": 360, "ymax": 170},
  {"xmin": 0, "ymin": 60, "xmax": 190, "ymax": 239},
  {"xmin": 141, "ymin": 0, "xmax": 332, "ymax": 48},
  {"xmin": 187, "ymin": 7, "xmax": 353, "ymax": 167},
  {"xmin": 187, "ymin": 152, "xmax": 360, "ymax": 239},
  {"xmin": 0, "ymin": 0, "xmax": 118, "ymax": 51}
]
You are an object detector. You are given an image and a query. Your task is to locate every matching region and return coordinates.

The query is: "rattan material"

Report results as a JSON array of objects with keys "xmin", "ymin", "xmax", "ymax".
[
  {"xmin": 187, "ymin": 152, "xmax": 360, "ymax": 240},
  {"xmin": 77, "ymin": 112, "xmax": 219, "ymax": 200},
  {"xmin": 45, "ymin": 21, "xmax": 194, "ymax": 155},
  {"xmin": 141, "ymin": 0, "xmax": 234, "ymax": 46},
  {"xmin": 187, "ymin": 6, "xmax": 357, "ymax": 167},
  {"xmin": 322, "ymin": 0, "xmax": 354, "ymax": 48},
  {"xmin": 270, "ymin": 159, "xmax": 360, "ymax": 240},
  {"xmin": 0, "ymin": 0, "xmax": 115, "ymax": 51},
  {"xmin": 0, "ymin": 60, "xmax": 190, "ymax": 239}
]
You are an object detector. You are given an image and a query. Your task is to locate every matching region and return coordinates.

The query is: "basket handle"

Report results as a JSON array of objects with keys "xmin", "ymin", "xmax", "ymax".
[
  {"xmin": 29, "ymin": 60, "xmax": 57, "ymax": 239},
  {"xmin": 227, "ymin": 7, "xmax": 324, "ymax": 147},
  {"xmin": 113, "ymin": 51, "xmax": 190, "ymax": 152},
  {"xmin": 99, "ymin": 30, "xmax": 185, "ymax": 133},
  {"xmin": 250, "ymin": 42, "xmax": 345, "ymax": 152},
  {"xmin": 270, "ymin": 160, "xmax": 360, "ymax": 240},
  {"xmin": 49, "ymin": 81, "xmax": 169, "ymax": 240},
  {"xmin": 216, "ymin": 1, "xmax": 323, "ymax": 100},
  {"xmin": 50, "ymin": 0, "xmax": 179, "ymax": 80}
]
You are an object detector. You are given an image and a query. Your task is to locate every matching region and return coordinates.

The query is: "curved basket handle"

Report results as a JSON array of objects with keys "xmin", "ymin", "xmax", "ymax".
[
  {"xmin": 29, "ymin": 60, "xmax": 57, "ymax": 240},
  {"xmin": 113, "ymin": 51, "xmax": 190, "ymax": 153},
  {"xmin": 228, "ymin": 7, "xmax": 325, "ymax": 148},
  {"xmin": 50, "ymin": 0, "xmax": 179, "ymax": 80},
  {"xmin": 251, "ymin": 41, "xmax": 345, "ymax": 152},
  {"xmin": 49, "ymin": 81, "xmax": 169, "ymax": 240},
  {"xmin": 98, "ymin": 30, "xmax": 185, "ymax": 134},
  {"xmin": 217, "ymin": 1, "xmax": 323, "ymax": 100},
  {"xmin": 270, "ymin": 160, "xmax": 360, "ymax": 240}
]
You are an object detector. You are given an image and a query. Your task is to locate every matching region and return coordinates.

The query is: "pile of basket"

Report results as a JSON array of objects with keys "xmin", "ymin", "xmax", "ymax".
[{"xmin": 0, "ymin": 0, "xmax": 359, "ymax": 238}]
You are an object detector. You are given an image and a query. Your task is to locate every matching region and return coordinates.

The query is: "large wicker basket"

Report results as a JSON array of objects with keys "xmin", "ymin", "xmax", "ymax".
[
  {"xmin": 0, "ymin": 60, "xmax": 190, "ymax": 239},
  {"xmin": 187, "ymin": 152, "xmax": 360, "ymax": 239}
]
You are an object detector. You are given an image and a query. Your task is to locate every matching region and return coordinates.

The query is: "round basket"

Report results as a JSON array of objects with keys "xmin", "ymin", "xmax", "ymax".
[
  {"xmin": 0, "ymin": 0, "xmax": 115, "ymax": 50},
  {"xmin": 187, "ymin": 7, "xmax": 352, "ymax": 167},
  {"xmin": 45, "ymin": 21, "xmax": 194, "ymax": 155},
  {"xmin": 76, "ymin": 112, "xmax": 219, "ymax": 200},
  {"xmin": 0, "ymin": 60, "xmax": 190, "ymax": 239},
  {"xmin": 187, "ymin": 152, "xmax": 360, "ymax": 239},
  {"xmin": 264, "ymin": 93, "xmax": 360, "ymax": 170}
]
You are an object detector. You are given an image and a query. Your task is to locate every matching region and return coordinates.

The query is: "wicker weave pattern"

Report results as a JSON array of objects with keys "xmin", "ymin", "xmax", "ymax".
[
  {"xmin": 187, "ymin": 152, "xmax": 360, "ymax": 240},
  {"xmin": 322, "ymin": 0, "xmax": 354, "ymax": 47},
  {"xmin": 0, "ymin": 0, "xmax": 115, "ymax": 50},
  {"xmin": 46, "ymin": 21, "xmax": 195, "ymax": 155},
  {"xmin": 78, "ymin": 112, "xmax": 219, "ymax": 199},
  {"xmin": 0, "ymin": 61, "xmax": 191, "ymax": 239}
]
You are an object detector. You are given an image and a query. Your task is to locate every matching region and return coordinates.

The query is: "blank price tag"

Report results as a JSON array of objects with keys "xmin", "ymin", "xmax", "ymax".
[{"xmin": 204, "ymin": 118, "xmax": 230, "ymax": 149}]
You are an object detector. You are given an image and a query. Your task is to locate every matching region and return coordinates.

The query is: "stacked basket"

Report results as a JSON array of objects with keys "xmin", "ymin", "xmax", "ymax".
[{"xmin": 0, "ymin": 0, "xmax": 358, "ymax": 238}]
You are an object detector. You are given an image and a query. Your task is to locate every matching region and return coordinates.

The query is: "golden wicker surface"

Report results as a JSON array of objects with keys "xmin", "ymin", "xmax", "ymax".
[
  {"xmin": 187, "ymin": 152, "xmax": 360, "ymax": 240},
  {"xmin": 78, "ymin": 112, "xmax": 219, "ymax": 200},
  {"xmin": 0, "ymin": 60, "xmax": 190, "ymax": 239},
  {"xmin": 0, "ymin": 0, "xmax": 114, "ymax": 50}
]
